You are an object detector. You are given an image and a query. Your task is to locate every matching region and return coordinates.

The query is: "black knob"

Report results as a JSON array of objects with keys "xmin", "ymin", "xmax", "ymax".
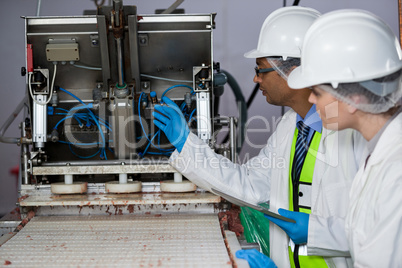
[
  {"xmin": 213, "ymin": 62, "xmax": 220, "ymax": 72},
  {"xmin": 25, "ymin": 118, "xmax": 31, "ymax": 127},
  {"xmin": 299, "ymin": 192, "xmax": 303, "ymax": 197},
  {"xmin": 34, "ymin": 71, "xmax": 45, "ymax": 83},
  {"xmin": 21, "ymin": 67, "xmax": 26, "ymax": 76},
  {"xmin": 199, "ymin": 68, "xmax": 209, "ymax": 79}
]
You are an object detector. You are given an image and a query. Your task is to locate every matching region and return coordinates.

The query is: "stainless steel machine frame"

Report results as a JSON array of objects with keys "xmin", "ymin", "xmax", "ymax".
[
  {"xmin": 0, "ymin": 3, "xmax": 252, "ymax": 266},
  {"xmin": 10, "ymin": 1, "xmax": 238, "ymax": 217}
]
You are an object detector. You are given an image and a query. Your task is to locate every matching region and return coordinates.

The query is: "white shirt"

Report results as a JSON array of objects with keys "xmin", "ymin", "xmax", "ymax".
[
  {"xmin": 345, "ymin": 112, "xmax": 402, "ymax": 267},
  {"xmin": 169, "ymin": 109, "xmax": 367, "ymax": 268}
]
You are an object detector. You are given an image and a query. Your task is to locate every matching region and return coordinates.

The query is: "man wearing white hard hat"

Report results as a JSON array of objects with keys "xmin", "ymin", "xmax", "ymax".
[
  {"xmin": 283, "ymin": 9, "xmax": 402, "ymax": 267},
  {"xmin": 153, "ymin": 7, "xmax": 366, "ymax": 268}
]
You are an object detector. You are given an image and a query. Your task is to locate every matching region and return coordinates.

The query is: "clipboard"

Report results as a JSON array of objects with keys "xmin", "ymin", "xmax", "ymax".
[{"xmin": 211, "ymin": 188, "xmax": 296, "ymax": 223}]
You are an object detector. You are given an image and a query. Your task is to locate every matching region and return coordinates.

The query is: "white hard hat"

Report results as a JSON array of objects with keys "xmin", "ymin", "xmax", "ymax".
[
  {"xmin": 244, "ymin": 6, "xmax": 321, "ymax": 59},
  {"xmin": 288, "ymin": 9, "xmax": 402, "ymax": 89}
]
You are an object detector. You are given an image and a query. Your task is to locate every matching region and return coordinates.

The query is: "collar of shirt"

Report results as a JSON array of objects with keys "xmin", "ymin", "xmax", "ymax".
[
  {"xmin": 296, "ymin": 104, "xmax": 323, "ymax": 143},
  {"xmin": 296, "ymin": 104, "xmax": 322, "ymax": 133},
  {"xmin": 367, "ymin": 106, "xmax": 402, "ymax": 154}
]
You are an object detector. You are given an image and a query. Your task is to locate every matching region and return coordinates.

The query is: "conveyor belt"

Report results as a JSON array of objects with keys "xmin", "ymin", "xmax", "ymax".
[{"xmin": 0, "ymin": 214, "xmax": 233, "ymax": 267}]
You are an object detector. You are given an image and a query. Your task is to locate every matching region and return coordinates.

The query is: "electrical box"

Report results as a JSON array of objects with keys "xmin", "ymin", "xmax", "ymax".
[{"xmin": 46, "ymin": 43, "xmax": 79, "ymax": 61}]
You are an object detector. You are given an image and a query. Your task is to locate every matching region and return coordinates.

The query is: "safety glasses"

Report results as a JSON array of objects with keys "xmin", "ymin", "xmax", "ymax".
[{"xmin": 254, "ymin": 66, "xmax": 275, "ymax": 77}]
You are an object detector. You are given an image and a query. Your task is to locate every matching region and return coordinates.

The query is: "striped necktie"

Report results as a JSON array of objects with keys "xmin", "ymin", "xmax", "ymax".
[{"xmin": 293, "ymin": 121, "xmax": 311, "ymax": 182}]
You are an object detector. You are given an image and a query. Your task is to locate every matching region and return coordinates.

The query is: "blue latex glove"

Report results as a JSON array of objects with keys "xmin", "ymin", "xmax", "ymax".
[
  {"xmin": 153, "ymin": 96, "xmax": 190, "ymax": 153},
  {"xmin": 236, "ymin": 249, "xmax": 277, "ymax": 268},
  {"xmin": 264, "ymin": 208, "xmax": 309, "ymax": 244}
]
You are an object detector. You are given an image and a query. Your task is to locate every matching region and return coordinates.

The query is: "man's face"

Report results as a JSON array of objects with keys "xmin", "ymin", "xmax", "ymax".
[{"xmin": 254, "ymin": 57, "xmax": 295, "ymax": 107}]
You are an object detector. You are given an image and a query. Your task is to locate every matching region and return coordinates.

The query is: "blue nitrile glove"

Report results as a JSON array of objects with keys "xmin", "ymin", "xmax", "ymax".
[
  {"xmin": 236, "ymin": 249, "xmax": 277, "ymax": 268},
  {"xmin": 153, "ymin": 96, "xmax": 190, "ymax": 153},
  {"xmin": 264, "ymin": 208, "xmax": 309, "ymax": 244}
]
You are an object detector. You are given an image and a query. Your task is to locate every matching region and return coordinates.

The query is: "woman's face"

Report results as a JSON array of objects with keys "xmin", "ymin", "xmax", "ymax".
[{"xmin": 308, "ymin": 86, "xmax": 352, "ymax": 131}]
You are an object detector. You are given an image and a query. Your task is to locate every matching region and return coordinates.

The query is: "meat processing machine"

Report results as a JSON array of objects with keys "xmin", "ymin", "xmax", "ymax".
[{"xmin": 0, "ymin": 1, "xmax": 251, "ymax": 266}]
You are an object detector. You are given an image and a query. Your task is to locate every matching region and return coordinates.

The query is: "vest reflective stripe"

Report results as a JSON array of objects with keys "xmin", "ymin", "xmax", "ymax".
[
  {"xmin": 288, "ymin": 128, "xmax": 321, "ymax": 212},
  {"xmin": 288, "ymin": 128, "xmax": 328, "ymax": 268}
]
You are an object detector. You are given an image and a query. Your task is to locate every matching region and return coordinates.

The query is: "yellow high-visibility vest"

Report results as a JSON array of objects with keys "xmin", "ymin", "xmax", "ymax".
[{"xmin": 287, "ymin": 128, "xmax": 327, "ymax": 268}]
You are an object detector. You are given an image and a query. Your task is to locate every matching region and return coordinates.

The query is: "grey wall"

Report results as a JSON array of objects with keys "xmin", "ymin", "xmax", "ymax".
[{"xmin": 0, "ymin": 0, "xmax": 398, "ymax": 216}]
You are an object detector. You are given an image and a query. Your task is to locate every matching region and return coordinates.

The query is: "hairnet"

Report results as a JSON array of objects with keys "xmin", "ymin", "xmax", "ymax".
[
  {"xmin": 267, "ymin": 57, "xmax": 301, "ymax": 81},
  {"xmin": 316, "ymin": 69, "xmax": 402, "ymax": 114}
]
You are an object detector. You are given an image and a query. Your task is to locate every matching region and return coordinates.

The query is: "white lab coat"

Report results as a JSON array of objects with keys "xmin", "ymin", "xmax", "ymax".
[
  {"xmin": 169, "ymin": 109, "xmax": 367, "ymax": 268},
  {"xmin": 344, "ymin": 113, "xmax": 402, "ymax": 267}
]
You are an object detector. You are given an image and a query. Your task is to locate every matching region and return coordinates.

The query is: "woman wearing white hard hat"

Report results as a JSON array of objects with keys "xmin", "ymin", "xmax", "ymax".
[
  {"xmin": 287, "ymin": 9, "xmax": 402, "ymax": 267},
  {"xmin": 153, "ymin": 5, "xmax": 367, "ymax": 268}
]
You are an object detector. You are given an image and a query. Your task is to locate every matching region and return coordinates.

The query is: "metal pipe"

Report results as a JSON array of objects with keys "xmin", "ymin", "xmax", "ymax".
[
  {"xmin": 36, "ymin": 0, "xmax": 42, "ymax": 17},
  {"xmin": 229, "ymin": 117, "xmax": 237, "ymax": 162},
  {"xmin": 22, "ymin": 147, "xmax": 29, "ymax": 185},
  {"xmin": 161, "ymin": 0, "xmax": 184, "ymax": 14},
  {"xmin": 40, "ymin": 159, "xmax": 170, "ymax": 166},
  {"xmin": 0, "ymin": 96, "xmax": 27, "ymax": 144},
  {"xmin": 113, "ymin": 0, "xmax": 123, "ymax": 26},
  {"xmin": 20, "ymin": 121, "xmax": 29, "ymax": 185},
  {"xmin": 116, "ymin": 38, "xmax": 124, "ymax": 87},
  {"xmin": 213, "ymin": 116, "xmax": 230, "ymax": 125}
]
